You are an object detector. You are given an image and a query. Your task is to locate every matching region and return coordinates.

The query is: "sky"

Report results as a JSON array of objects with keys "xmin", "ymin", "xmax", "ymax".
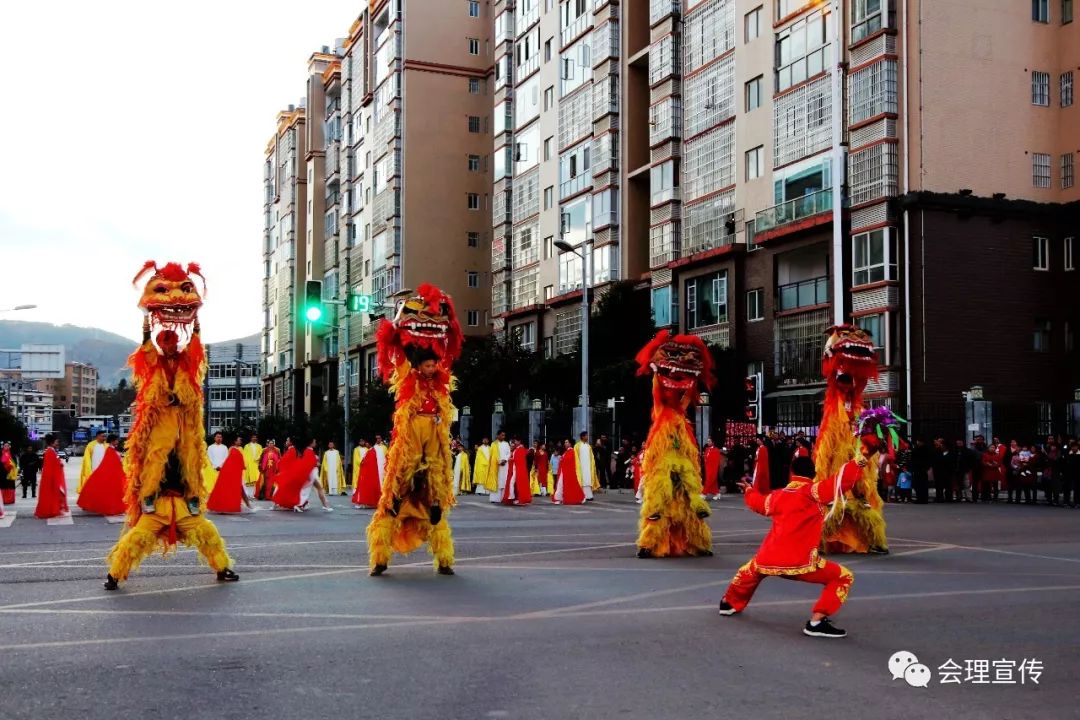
[{"xmin": 0, "ymin": 1, "xmax": 356, "ymax": 343}]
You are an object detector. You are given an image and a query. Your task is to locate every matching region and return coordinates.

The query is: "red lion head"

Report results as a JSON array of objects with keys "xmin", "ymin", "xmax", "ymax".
[
  {"xmin": 635, "ymin": 330, "xmax": 714, "ymax": 407},
  {"xmin": 375, "ymin": 284, "xmax": 463, "ymax": 382},
  {"xmin": 133, "ymin": 261, "xmax": 205, "ymax": 329},
  {"xmin": 821, "ymin": 323, "xmax": 878, "ymax": 400}
]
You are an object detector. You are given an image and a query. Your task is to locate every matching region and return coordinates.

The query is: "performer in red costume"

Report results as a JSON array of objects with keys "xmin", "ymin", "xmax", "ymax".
[
  {"xmin": 207, "ymin": 438, "xmax": 251, "ymax": 513},
  {"xmin": 272, "ymin": 438, "xmax": 319, "ymax": 511},
  {"xmin": 77, "ymin": 434, "xmax": 126, "ymax": 516},
  {"xmin": 702, "ymin": 438, "xmax": 721, "ymax": 499},
  {"xmin": 554, "ymin": 439, "xmax": 586, "ymax": 505},
  {"xmin": 257, "ymin": 439, "xmax": 281, "ymax": 500},
  {"xmin": 717, "ymin": 407, "xmax": 905, "ymax": 638},
  {"xmin": 35, "ymin": 434, "xmax": 69, "ymax": 519},
  {"xmin": 501, "ymin": 438, "xmax": 533, "ymax": 505},
  {"xmin": 352, "ymin": 441, "xmax": 382, "ymax": 508}
]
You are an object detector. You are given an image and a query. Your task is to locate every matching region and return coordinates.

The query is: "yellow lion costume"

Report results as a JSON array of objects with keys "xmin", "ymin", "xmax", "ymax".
[
  {"xmin": 104, "ymin": 261, "xmax": 236, "ymax": 590},
  {"xmin": 366, "ymin": 284, "xmax": 463, "ymax": 576},
  {"xmin": 634, "ymin": 330, "xmax": 715, "ymax": 558}
]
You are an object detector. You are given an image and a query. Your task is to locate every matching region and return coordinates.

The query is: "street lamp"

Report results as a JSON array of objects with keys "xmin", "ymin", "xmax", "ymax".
[{"xmin": 555, "ymin": 222, "xmax": 594, "ymax": 438}]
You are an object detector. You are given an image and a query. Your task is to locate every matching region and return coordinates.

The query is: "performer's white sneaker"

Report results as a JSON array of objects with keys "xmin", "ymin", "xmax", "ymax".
[{"xmin": 717, "ymin": 599, "xmax": 738, "ymax": 616}]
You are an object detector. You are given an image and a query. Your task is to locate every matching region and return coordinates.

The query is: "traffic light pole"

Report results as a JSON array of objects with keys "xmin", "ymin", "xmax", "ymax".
[{"xmin": 322, "ymin": 293, "xmax": 351, "ymax": 472}]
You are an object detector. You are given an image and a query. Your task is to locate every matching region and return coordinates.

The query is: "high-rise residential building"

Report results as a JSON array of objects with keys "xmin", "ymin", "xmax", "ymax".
[
  {"xmin": 262, "ymin": 0, "xmax": 494, "ymax": 419},
  {"xmin": 491, "ymin": 0, "xmax": 1077, "ymax": 436},
  {"xmin": 492, "ymin": 0, "xmax": 625, "ymax": 357},
  {"xmin": 262, "ymin": 104, "xmax": 309, "ymax": 418},
  {"xmin": 205, "ymin": 342, "xmax": 262, "ymax": 435}
]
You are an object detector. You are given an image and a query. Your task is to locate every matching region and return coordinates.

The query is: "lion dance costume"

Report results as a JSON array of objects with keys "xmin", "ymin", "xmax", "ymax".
[
  {"xmin": 634, "ymin": 330, "xmax": 715, "ymax": 558},
  {"xmin": 365, "ymin": 285, "xmax": 463, "ymax": 576},
  {"xmin": 104, "ymin": 262, "xmax": 237, "ymax": 590},
  {"xmin": 813, "ymin": 324, "xmax": 888, "ymax": 554}
]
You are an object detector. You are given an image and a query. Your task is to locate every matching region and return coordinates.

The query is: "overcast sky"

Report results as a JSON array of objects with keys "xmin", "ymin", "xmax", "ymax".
[{"xmin": 0, "ymin": 1, "xmax": 355, "ymax": 343}]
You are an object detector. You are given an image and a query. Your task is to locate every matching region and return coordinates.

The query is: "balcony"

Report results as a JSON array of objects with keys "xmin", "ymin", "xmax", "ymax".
[
  {"xmin": 777, "ymin": 276, "xmax": 829, "ymax": 312},
  {"xmin": 492, "ymin": 236, "xmax": 510, "ymax": 270},
  {"xmin": 325, "ymin": 142, "xmax": 340, "ymax": 181},
  {"xmin": 649, "ymin": 97, "xmax": 681, "ymax": 146},
  {"xmin": 561, "ymin": 11, "xmax": 589, "ymax": 47},
  {"xmin": 592, "ymin": 74, "xmax": 618, "ymax": 121},
  {"xmin": 497, "ymin": 13, "xmax": 515, "ymax": 44},
  {"xmin": 371, "ymin": 265, "xmax": 401, "ymax": 307},
  {"xmin": 560, "ymin": 172, "xmax": 591, "ymax": 200},
  {"xmin": 649, "ymin": 0, "xmax": 679, "ymax": 26},
  {"xmin": 517, "ymin": 4, "xmax": 539, "ymax": 35},
  {"xmin": 754, "ymin": 188, "xmax": 832, "ymax": 236},
  {"xmin": 517, "ymin": 53, "xmax": 539, "ymax": 80}
]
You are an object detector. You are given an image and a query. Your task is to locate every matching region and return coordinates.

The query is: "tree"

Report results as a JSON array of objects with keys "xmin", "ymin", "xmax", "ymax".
[
  {"xmin": 453, "ymin": 335, "xmax": 534, "ymax": 413},
  {"xmin": 349, "ymin": 381, "xmax": 393, "ymax": 442},
  {"xmin": 0, "ymin": 407, "xmax": 29, "ymax": 449}
]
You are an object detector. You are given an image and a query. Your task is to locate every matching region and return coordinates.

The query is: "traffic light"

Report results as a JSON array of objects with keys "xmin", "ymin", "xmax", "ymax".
[
  {"xmin": 347, "ymin": 292, "xmax": 372, "ymax": 313},
  {"xmin": 304, "ymin": 280, "xmax": 324, "ymax": 323},
  {"xmin": 744, "ymin": 375, "xmax": 760, "ymax": 422},
  {"xmin": 69, "ymin": 403, "xmax": 77, "ymax": 417}
]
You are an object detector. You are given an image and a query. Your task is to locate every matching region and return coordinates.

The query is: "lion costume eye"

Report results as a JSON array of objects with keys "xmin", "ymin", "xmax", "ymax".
[
  {"xmin": 181, "ymin": 282, "xmax": 194, "ymax": 293},
  {"xmin": 154, "ymin": 285, "xmax": 168, "ymax": 294}
]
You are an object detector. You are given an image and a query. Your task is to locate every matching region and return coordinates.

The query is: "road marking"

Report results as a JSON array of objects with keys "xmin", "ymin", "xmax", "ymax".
[
  {"xmin": 45, "ymin": 515, "xmax": 74, "ymax": 526},
  {"xmin": 6, "ymin": 582, "xmax": 1080, "ymax": 652},
  {"xmin": 105, "ymin": 515, "xmax": 126, "ymax": 524},
  {"xmin": 0, "ymin": 512, "xmax": 15, "ymax": 529},
  {"xmin": 514, "ymin": 578, "xmax": 732, "ymax": 619}
]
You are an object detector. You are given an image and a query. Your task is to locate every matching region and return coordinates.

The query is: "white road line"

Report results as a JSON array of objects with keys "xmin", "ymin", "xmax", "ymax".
[
  {"xmin": 514, "ymin": 579, "xmax": 731, "ymax": 619},
  {"xmin": 45, "ymin": 515, "xmax": 74, "ymax": 526},
  {"xmin": 0, "ymin": 512, "xmax": 16, "ymax": 529}
]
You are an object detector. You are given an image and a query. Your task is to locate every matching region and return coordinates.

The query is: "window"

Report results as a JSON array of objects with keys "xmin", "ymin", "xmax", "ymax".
[
  {"xmin": 467, "ymin": 310, "xmax": 480, "ymax": 327},
  {"xmin": 1063, "ymin": 71, "xmax": 1074, "ymax": 107},
  {"xmin": 468, "ymin": 231, "xmax": 480, "ymax": 247},
  {"xmin": 1064, "ymin": 153, "xmax": 1075, "ymax": 188},
  {"xmin": 859, "ymin": 313, "xmax": 886, "ymax": 364},
  {"xmin": 468, "ymin": 115, "xmax": 481, "ymax": 133},
  {"xmin": 652, "ymin": 285, "xmax": 674, "ymax": 327},
  {"xmin": 685, "ymin": 271, "xmax": 728, "ymax": 329},
  {"xmin": 469, "ymin": 0, "xmax": 480, "ymax": 17},
  {"xmin": 468, "ymin": 37, "xmax": 480, "ymax": 55},
  {"xmin": 469, "ymin": 77, "xmax": 481, "ymax": 94},
  {"xmin": 467, "ymin": 193, "xmax": 480, "ymax": 210},
  {"xmin": 1065, "ymin": 0, "xmax": 1074, "ymax": 23},
  {"xmin": 747, "ymin": 288, "xmax": 764, "ymax": 321},
  {"xmin": 512, "ymin": 322, "xmax": 537, "ymax": 351},
  {"xmin": 650, "ymin": 160, "xmax": 678, "ymax": 205},
  {"xmin": 852, "ymin": 228, "xmax": 897, "ymax": 285},
  {"xmin": 544, "ymin": 235, "xmax": 554, "ymax": 259},
  {"xmin": 544, "ymin": 85, "xmax": 554, "ymax": 110},
  {"xmin": 745, "ymin": 146, "xmax": 764, "ymax": 180},
  {"xmin": 775, "ymin": 8, "xmax": 831, "ymax": 92},
  {"xmin": 545, "ymin": 38, "xmax": 552, "ymax": 62},
  {"xmin": 1065, "ymin": 237, "xmax": 1074, "ymax": 271},
  {"xmin": 467, "ymin": 271, "xmax": 479, "ymax": 288},
  {"xmin": 1033, "ymin": 153, "xmax": 1051, "ymax": 188},
  {"xmin": 544, "ymin": 284, "xmax": 554, "ymax": 300},
  {"xmin": 852, "ymin": 0, "xmax": 883, "ymax": 42},
  {"xmin": 543, "ymin": 186, "xmax": 554, "ymax": 209},
  {"xmin": 1033, "ymin": 0, "xmax": 1050, "ymax": 21},
  {"xmin": 468, "ymin": 154, "xmax": 481, "ymax": 171},
  {"xmin": 745, "ymin": 75, "xmax": 762, "ymax": 111},
  {"xmin": 1034, "ymin": 318, "xmax": 1051, "ymax": 352},
  {"xmin": 745, "ymin": 6, "xmax": 762, "ymax": 42},
  {"xmin": 1032, "ymin": 71, "xmax": 1053, "ymax": 106},
  {"xmin": 542, "ymin": 136, "xmax": 552, "ymax": 161},
  {"xmin": 1033, "ymin": 236, "xmax": 1050, "ymax": 270}
]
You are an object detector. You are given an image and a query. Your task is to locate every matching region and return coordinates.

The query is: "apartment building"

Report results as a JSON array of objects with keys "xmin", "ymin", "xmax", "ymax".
[
  {"xmin": 262, "ymin": 104, "xmax": 309, "ymax": 418},
  {"xmin": 44, "ymin": 361, "xmax": 98, "ymax": 416},
  {"xmin": 205, "ymin": 342, "xmax": 261, "ymax": 435},
  {"xmin": 262, "ymin": 0, "xmax": 494, "ymax": 418},
  {"xmin": 488, "ymin": 0, "xmax": 1077, "ymax": 437}
]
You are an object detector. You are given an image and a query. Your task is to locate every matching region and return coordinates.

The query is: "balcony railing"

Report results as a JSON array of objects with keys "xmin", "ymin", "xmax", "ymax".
[
  {"xmin": 517, "ymin": 4, "xmax": 539, "ymax": 34},
  {"xmin": 755, "ymin": 188, "xmax": 832, "ymax": 235},
  {"xmin": 497, "ymin": 14, "xmax": 515, "ymax": 43},
  {"xmin": 560, "ymin": 172, "xmax": 591, "ymax": 200},
  {"xmin": 778, "ymin": 276, "xmax": 829, "ymax": 311},
  {"xmin": 561, "ymin": 11, "xmax": 590, "ymax": 47},
  {"xmin": 517, "ymin": 54, "xmax": 539, "ymax": 80}
]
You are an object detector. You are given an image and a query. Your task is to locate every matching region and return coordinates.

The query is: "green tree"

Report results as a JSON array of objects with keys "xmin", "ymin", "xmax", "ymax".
[
  {"xmin": 453, "ymin": 335, "xmax": 534, "ymax": 413},
  {"xmin": 349, "ymin": 381, "xmax": 394, "ymax": 442},
  {"xmin": 0, "ymin": 407, "xmax": 30, "ymax": 449}
]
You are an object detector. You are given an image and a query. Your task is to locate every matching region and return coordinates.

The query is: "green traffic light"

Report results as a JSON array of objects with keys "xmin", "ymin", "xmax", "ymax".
[{"xmin": 305, "ymin": 306, "xmax": 323, "ymax": 322}]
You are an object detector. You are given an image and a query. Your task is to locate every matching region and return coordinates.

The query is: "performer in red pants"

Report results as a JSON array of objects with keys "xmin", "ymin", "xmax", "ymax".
[{"xmin": 718, "ymin": 406, "xmax": 905, "ymax": 638}]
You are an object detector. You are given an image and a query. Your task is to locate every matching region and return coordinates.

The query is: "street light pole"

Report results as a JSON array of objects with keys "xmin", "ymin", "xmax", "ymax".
[
  {"xmin": 830, "ymin": 0, "xmax": 845, "ymax": 325},
  {"xmin": 556, "ymin": 224, "xmax": 593, "ymax": 438}
]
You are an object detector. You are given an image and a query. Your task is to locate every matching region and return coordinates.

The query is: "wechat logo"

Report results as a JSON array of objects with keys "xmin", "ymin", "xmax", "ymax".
[{"xmin": 889, "ymin": 651, "xmax": 931, "ymax": 688}]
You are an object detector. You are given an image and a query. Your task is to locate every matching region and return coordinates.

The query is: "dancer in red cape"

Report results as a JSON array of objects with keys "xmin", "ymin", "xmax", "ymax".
[
  {"xmin": 352, "ymin": 444, "xmax": 382, "ymax": 508},
  {"xmin": 501, "ymin": 439, "xmax": 532, "ymax": 505},
  {"xmin": 35, "ymin": 434, "xmax": 69, "ymax": 519},
  {"xmin": 554, "ymin": 439, "xmax": 586, "ymax": 505},
  {"xmin": 77, "ymin": 434, "xmax": 126, "ymax": 516},
  {"xmin": 272, "ymin": 439, "xmax": 318, "ymax": 510},
  {"xmin": 703, "ymin": 438, "xmax": 721, "ymax": 498},
  {"xmin": 207, "ymin": 440, "xmax": 249, "ymax": 513}
]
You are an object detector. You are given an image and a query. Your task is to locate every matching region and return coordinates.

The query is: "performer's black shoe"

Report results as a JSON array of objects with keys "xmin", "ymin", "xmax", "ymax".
[
  {"xmin": 696, "ymin": 510, "xmax": 710, "ymax": 519},
  {"xmin": 646, "ymin": 513, "xmax": 661, "ymax": 521},
  {"xmin": 370, "ymin": 564, "xmax": 388, "ymax": 577},
  {"xmin": 636, "ymin": 547, "xmax": 653, "ymax": 559},
  {"xmin": 103, "ymin": 574, "xmax": 119, "ymax": 591},
  {"xmin": 437, "ymin": 564, "xmax": 455, "ymax": 576},
  {"xmin": 142, "ymin": 497, "xmax": 155, "ymax": 514},
  {"xmin": 803, "ymin": 618, "xmax": 846, "ymax": 638},
  {"xmin": 695, "ymin": 548, "xmax": 714, "ymax": 557},
  {"xmin": 389, "ymin": 497, "xmax": 401, "ymax": 517},
  {"xmin": 868, "ymin": 546, "xmax": 890, "ymax": 555},
  {"xmin": 717, "ymin": 599, "xmax": 738, "ymax": 616},
  {"xmin": 429, "ymin": 504, "xmax": 442, "ymax": 525},
  {"xmin": 186, "ymin": 497, "xmax": 201, "ymax": 515},
  {"xmin": 216, "ymin": 568, "xmax": 240, "ymax": 582}
]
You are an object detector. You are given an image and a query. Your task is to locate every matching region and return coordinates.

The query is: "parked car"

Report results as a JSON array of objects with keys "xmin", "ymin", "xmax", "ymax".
[{"xmin": 37, "ymin": 448, "xmax": 70, "ymax": 462}]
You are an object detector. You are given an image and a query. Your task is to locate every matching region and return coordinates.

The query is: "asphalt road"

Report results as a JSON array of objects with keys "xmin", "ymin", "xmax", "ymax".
[{"xmin": 0, "ymin": 461, "xmax": 1077, "ymax": 720}]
